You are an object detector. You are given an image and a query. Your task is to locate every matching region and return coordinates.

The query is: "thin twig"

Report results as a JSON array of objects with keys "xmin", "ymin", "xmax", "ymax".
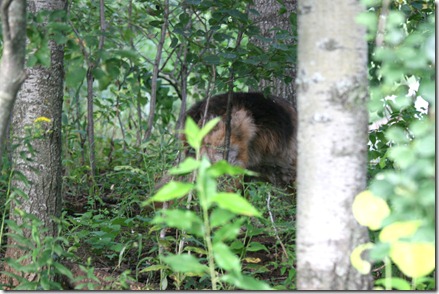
[
  {"xmin": 375, "ymin": 0, "xmax": 390, "ymax": 48},
  {"xmin": 201, "ymin": 65, "xmax": 217, "ymax": 129},
  {"xmin": 1, "ymin": 0, "xmax": 13, "ymax": 41},
  {"xmin": 144, "ymin": 0, "xmax": 170, "ymax": 140},
  {"xmin": 267, "ymin": 192, "xmax": 289, "ymax": 260}
]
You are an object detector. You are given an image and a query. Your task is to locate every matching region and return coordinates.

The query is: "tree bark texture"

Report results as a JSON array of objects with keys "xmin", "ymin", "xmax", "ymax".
[
  {"xmin": 1, "ymin": 0, "xmax": 66, "ymax": 287},
  {"xmin": 0, "ymin": 0, "xmax": 27, "ymax": 166},
  {"xmin": 249, "ymin": 0, "xmax": 297, "ymax": 104},
  {"xmin": 296, "ymin": 0, "xmax": 372, "ymax": 290}
]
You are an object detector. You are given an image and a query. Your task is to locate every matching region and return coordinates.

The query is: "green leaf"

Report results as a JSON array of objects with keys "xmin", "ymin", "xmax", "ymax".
[
  {"xmin": 385, "ymin": 126, "xmax": 408, "ymax": 144},
  {"xmin": 162, "ymin": 254, "xmax": 208, "ymax": 274},
  {"xmin": 203, "ymin": 54, "xmax": 221, "ymax": 65},
  {"xmin": 145, "ymin": 181, "xmax": 193, "ymax": 204},
  {"xmin": 229, "ymin": 240, "xmax": 244, "ymax": 251},
  {"xmin": 35, "ymin": 44, "xmax": 51, "ymax": 67},
  {"xmin": 198, "ymin": 117, "xmax": 221, "ymax": 143},
  {"xmin": 356, "ymin": 12, "xmax": 378, "ymax": 36},
  {"xmin": 213, "ymin": 218, "xmax": 245, "ymax": 243},
  {"xmin": 213, "ymin": 242, "xmax": 241, "ymax": 273},
  {"xmin": 113, "ymin": 49, "xmax": 140, "ymax": 62},
  {"xmin": 409, "ymin": 119, "xmax": 430, "ymax": 138},
  {"xmin": 413, "ymin": 135, "xmax": 435, "ymax": 157},
  {"xmin": 221, "ymin": 272, "xmax": 272, "ymax": 290},
  {"xmin": 140, "ymin": 264, "xmax": 169, "ymax": 273},
  {"xmin": 169, "ymin": 157, "xmax": 200, "ymax": 175},
  {"xmin": 210, "ymin": 208, "xmax": 235, "ymax": 227},
  {"xmin": 208, "ymin": 160, "xmax": 257, "ymax": 178},
  {"xmin": 196, "ymin": 156, "xmax": 217, "ymax": 208},
  {"xmin": 246, "ymin": 242, "xmax": 269, "ymax": 253},
  {"xmin": 184, "ymin": 117, "xmax": 201, "ymax": 150},
  {"xmin": 418, "ymin": 80, "xmax": 434, "ymax": 104},
  {"xmin": 375, "ymin": 277, "xmax": 411, "ymax": 290},
  {"xmin": 211, "ymin": 193, "xmax": 261, "ymax": 217},
  {"xmin": 152, "ymin": 209, "xmax": 204, "ymax": 236},
  {"xmin": 388, "ymin": 145, "xmax": 416, "ymax": 169},
  {"xmin": 53, "ymin": 262, "xmax": 74, "ymax": 280}
]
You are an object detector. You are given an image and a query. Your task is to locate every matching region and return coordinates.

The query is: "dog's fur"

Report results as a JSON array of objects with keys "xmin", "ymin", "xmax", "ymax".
[{"xmin": 181, "ymin": 92, "xmax": 297, "ymax": 189}]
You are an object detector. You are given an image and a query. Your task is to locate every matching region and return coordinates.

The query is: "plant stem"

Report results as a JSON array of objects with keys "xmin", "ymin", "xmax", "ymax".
[
  {"xmin": 384, "ymin": 257, "xmax": 392, "ymax": 290},
  {"xmin": 202, "ymin": 201, "xmax": 217, "ymax": 290},
  {"xmin": 0, "ymin": 168, "xmax": 14, "ymax": 248}
]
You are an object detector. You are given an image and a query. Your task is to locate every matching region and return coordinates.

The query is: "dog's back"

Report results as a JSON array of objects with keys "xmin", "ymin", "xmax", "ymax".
[{"xmin": 184, "ymin": 92, "xmax": 297, "ymax": 189}]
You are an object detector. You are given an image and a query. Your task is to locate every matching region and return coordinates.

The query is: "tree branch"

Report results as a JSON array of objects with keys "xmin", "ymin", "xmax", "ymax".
[
  {"xmin": 144, "ymin": 0, "xmax": 170, "ymax": 140},
  {"xmin": 0, "ymin": 0, "xmax": 27, "ymax": 167}
]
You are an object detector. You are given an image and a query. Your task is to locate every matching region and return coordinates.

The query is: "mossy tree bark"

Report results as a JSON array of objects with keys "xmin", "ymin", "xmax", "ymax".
[
  {"xmin": 1, "ymin": 0, "xmax": 66, "ymax": 287},
  {"xmin": 249, "ymin": 0, "xmax": 297, "ymax": 105}
]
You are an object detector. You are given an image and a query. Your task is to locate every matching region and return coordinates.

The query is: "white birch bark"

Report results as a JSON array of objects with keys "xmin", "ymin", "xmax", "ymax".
[{"xmin": 296, "ymin": 0, "xmax": 372, "ymax": 290}]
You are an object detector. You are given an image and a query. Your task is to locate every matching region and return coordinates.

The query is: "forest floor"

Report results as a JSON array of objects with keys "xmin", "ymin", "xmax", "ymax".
[{"xmin": 62, "ymin": 177, "xmax": 297, "ymax": 290}]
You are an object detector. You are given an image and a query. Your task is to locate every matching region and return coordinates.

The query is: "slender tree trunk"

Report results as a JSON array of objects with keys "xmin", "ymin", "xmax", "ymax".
[
  {"xmin": 0, "ymin": 0, "xmax": 66, "ymax": 287},
  {"xmin": 174, "ymin": 10, "xmax": 192, "ymax": 135},
  {"xmin": 84, "ymin": 0, "xmax": 106, "ymax": 178},
  {"xmin": 296, "ymin": 0, "xmax": 372, "ymax": 290},
  {"xmin": 249, "ymin": 0, "xmax": 297, "ymax": 104},
  {"xmin": 175, "ymin": 50, "xmax": 188, "ymax": 135},
  {"xmin": 0, "ymin": 0, "xmax": 27, "ymax": 166},
  {"xmin": 86, "ymin": 68, "xmax": 97, "ymax": 177},
  {"xmin": 144, "ymin": 0, "xmax": 169, "ymax": 140}
]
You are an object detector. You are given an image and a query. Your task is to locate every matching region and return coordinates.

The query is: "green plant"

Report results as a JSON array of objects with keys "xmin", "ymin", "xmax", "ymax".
[
  {"xmin": 1, "ymin": 210, "xmax": 75, "ymax": 290},
  {"xmin": 143, "ymin": 117, "xmax": 273, "ymax": 290},
  {"xmin": 351, "ymin": 1, "xmax": 435, "ymax": 290}
]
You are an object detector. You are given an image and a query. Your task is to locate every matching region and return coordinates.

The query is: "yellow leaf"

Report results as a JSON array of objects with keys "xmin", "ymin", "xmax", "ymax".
[
  {"xmin": 350, "ymin": 242, "xmax": 374, "ymax": 274},
  {"xmin": 379, "ymin": 220, "xmax": 422, "ymax": 243},
  {"xmin": 352, "ymin": 190, "xmax": 390, "ymax": 230},
  {"xmin": 243, "ymin": 257, "xmax": 261, "ymax": 264},
  {"xmin": 389, "ymin": 242, "xmax": 435, "ymax": 278}
]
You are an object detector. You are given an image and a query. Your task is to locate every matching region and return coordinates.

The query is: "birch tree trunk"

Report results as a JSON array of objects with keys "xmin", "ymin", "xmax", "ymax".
[
  {"xmin": 296, "ymin": 0, "xmax": 372, "ymax": 290},
  {"xmin": 249, "ymin": 0, "xmax": 297, "ymax": 104},
  {"xmin": 1, "ymin": 0, "xmax": 66, "ymax": 287},
  {"xmin": 0, "ymin": 0, "xmax": 27, "ymax": 166}
]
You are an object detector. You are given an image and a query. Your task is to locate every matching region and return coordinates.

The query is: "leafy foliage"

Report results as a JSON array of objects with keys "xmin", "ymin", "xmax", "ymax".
[
  {"xmin": 0, "ymin": 0, "xmax": 434, "ymax": 290},
  {"xmin": 145, "ymin": 118, "xmax": 271, "ymax": 290},
  {"xmin": 352, "ymin": 0, "xmax": 435, "ymax": 290}
]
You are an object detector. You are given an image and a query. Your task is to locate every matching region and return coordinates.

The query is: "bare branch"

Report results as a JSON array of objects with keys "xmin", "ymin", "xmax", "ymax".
[
  {"xmin": 144, "ymin": 0, "xmax": 170, "ymax": 140},
  {"xmin": 375, "ymin": 0, "xmax": 391, "ymax": 47},
  {"xmin": 0, "ymin": 0, "xmax": 27, "ymax": 166},
  {"xmin": 1, "ymin": 0, "xmax": 13, "ymax": 41}
]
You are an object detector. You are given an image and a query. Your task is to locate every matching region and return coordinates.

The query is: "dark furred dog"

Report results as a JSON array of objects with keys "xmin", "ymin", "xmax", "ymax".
[{"xmin": 182, "ymin": 92, "xmax": 297, "ymax": 189}]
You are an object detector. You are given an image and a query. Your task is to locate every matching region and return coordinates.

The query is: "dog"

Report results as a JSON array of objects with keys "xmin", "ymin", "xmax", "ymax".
[{"xmin": 180, "ymin": 92, "xmax": 297, "ymax": 190}]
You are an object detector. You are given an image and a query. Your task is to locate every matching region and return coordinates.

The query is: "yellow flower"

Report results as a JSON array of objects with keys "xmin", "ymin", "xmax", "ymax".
[{"xmin": 34, "ymin": 116, "xmax": 51, "ymax": 123}]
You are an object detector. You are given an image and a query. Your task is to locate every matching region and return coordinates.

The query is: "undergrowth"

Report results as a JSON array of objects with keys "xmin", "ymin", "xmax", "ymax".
[{"xmin": 0, "ymin": 118, "xmax": 297, "ymax": 290}]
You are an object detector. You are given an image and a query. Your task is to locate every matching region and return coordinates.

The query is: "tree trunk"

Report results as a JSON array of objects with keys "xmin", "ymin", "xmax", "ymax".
[
  {"xmin": 144, "ymin": 0, "xmax": 169, "ymax": 140},
  {"xmin": 1, "ymin": 0, "xmax": 66, "ymax": 287},
  {"xmin": 296, "ymin": 0, "xmax": 372, "ymax": 290},
  {"xmin": 249, "ymin": 0, "xmax": 297, "ymax": 104},
  {"xmin": 0, "ymin": 0, "xmax": 27, "ymax": 166}
]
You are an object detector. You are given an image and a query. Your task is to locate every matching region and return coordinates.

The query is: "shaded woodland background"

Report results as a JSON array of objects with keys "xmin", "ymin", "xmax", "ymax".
[{"xmin": 0, "ymin": 0, "xmax": 435, "ymax": 290}]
